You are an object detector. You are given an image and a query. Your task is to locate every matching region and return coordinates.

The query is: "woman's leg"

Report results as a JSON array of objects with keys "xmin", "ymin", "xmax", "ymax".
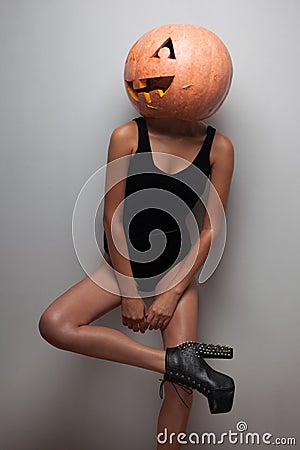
[
  {"xmin": 38, "ymin": 257, "xmax": 165, "ymax": 373},
  {"xmin": 157, "ymin": 277, "xmax": 199, "ymax": 450}
]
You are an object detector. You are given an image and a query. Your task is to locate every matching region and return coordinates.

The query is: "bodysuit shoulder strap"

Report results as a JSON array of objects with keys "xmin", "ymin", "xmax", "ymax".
[
  {"xmin": 191, "ymin": 125, "xmax": 216, "ymax": 175},
  {"xmin": 132, "ymin": 117, "xmax": 151, "ymax": 153},
  {"xmin": 203, "ymin": 125, "xmax": 216, "ymax": 153},
  {"xmin": 193, "ymin": 125, "xmax": 216, "ymax": 164}
]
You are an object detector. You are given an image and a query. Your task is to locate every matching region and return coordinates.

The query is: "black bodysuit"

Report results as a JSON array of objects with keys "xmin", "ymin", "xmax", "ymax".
[{"xmin": 103, "ymin": 116, "xmax": 216, "ymax": 293}]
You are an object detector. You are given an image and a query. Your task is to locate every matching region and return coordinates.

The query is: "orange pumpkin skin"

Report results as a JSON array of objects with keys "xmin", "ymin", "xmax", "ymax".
[{"xmin": 124, "ymin": 24, "xmax": 233, "ymax": 121}]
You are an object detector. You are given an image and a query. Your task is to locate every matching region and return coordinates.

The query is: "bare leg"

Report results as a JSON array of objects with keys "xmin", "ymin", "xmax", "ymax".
[
  {"xmin": 157, "ymin": 277, "xmax": 199, "ymax": 450},
  {"xmin": 38, "ymin": 257, "xmax": 165, "ymax": 373}
]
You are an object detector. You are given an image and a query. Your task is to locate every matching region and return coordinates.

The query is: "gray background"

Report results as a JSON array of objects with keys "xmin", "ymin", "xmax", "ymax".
[{"xmin": 1, "ymin": 0, "xmax": 299, "ymax": 449}]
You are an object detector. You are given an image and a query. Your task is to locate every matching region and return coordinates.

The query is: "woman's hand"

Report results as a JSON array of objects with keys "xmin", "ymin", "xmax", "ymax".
[
  {"xmin": 146, "ymin": 288, "xmax": 182, "ymax": 331},
  {"xmin": 121, "ymin": 297, "xmax": 148, "ymax": 333}
]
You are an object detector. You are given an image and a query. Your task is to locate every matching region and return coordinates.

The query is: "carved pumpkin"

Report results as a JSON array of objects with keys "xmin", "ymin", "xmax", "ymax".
[{"xmin": 124, "ymin": 24, "xmax": 233, "ymax": 121}]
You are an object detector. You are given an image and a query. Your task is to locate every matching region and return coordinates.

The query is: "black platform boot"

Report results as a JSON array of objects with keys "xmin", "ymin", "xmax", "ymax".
[{"xmin": 161, "ymin": 342, "xmax": 235, "ymax": 414}]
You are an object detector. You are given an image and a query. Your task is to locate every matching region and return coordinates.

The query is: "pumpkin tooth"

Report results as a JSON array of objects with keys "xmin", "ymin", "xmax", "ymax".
[
  {"xmin": 143, "ymin": 92, "xmax": 152, "ymax": 103},
  {"xmin": 157, "ymin": 89, "xmax": 165, "ymax": 98},
  {"xmin": 138, "ymin": 79, "xmax": 147, "ymax": 89},
  {"xmin": 125, "ymin": 81, "xmax": 140, "ymax": 102}
]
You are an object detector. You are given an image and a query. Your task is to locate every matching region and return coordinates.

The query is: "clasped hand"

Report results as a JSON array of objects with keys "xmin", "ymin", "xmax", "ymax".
[{"xmin": 121, "ymin": 288, "xmax": 181, "ymax": 333}]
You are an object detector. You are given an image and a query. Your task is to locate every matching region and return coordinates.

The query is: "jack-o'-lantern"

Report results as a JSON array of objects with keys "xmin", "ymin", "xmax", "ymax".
[{"xmin": 124, "ymin": 24, "xmax": 233, "ymax": 121}]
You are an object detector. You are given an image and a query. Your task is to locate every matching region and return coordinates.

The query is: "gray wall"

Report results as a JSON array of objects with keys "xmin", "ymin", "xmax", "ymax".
[{"xmin": 1, "ymin": 1, "xmax": 299, "ymax": 449}]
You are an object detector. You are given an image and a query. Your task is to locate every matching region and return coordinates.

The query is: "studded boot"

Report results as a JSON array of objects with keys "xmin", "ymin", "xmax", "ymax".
[
  {"xmin": 187, "ymin": 341, "xmax": 233, "ymax": 359},
  {"xmin": 161, "ymin": 341, "xmax": 235, "ymax": 414}
]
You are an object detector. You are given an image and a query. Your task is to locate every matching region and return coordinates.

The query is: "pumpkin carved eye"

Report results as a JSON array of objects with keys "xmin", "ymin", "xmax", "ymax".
[{"xmin": 152, "ymin": 37, "xmax": 176, "ymax": 59}]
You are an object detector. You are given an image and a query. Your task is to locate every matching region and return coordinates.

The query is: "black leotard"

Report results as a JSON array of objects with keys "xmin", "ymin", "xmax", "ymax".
[{"xmin": 103, "ymin": 116, "xmax": 216, "ymax": 293}]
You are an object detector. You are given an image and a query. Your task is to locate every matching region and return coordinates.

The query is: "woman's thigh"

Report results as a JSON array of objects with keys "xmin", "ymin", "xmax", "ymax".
[
  {"xmin": 161, "ymin": 277, "xmax": 198, "ymax": 349},
  {"xmin": 39, "ymin": 254, "xmax": 122, "ymax": 330}
]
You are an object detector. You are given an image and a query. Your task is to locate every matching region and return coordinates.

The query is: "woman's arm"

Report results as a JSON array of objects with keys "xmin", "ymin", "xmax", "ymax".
[
  {"xmin": 145, "ymin": 132, "xmax": 234, "ymax": 331},
  {"xmin": 103, "ymin": 122, "xmax": 141, "ymax": 299},
  {"xmin": 167, "ymin": 131, "xmax": 235, "ymax": 296},
  {"xmin": 103, "ymin": 122, "xmax": 149, "ymax": 332}
]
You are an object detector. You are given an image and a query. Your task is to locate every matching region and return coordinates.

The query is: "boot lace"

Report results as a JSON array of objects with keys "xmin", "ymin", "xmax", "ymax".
[{"xmin": 159, "ymin": 378, "xmax": 193, "ymax": 408}]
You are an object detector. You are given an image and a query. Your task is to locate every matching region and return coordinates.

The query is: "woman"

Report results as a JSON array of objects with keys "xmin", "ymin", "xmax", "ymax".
[{"xmin": 39, "ymin": 24, "xmax": 235, "ymax": 450}]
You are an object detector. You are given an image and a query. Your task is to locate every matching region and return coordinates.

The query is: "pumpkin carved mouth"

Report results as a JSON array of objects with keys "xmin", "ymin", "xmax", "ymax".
[{"xmin": 125, "ymin": 76, "xmax": 174, "ymax": 104}]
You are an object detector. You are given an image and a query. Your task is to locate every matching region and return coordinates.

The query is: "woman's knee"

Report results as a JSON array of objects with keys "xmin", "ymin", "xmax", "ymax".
[{"xmin": 38, "ymin": 307, "xmax": 75, "ymax": 350}]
